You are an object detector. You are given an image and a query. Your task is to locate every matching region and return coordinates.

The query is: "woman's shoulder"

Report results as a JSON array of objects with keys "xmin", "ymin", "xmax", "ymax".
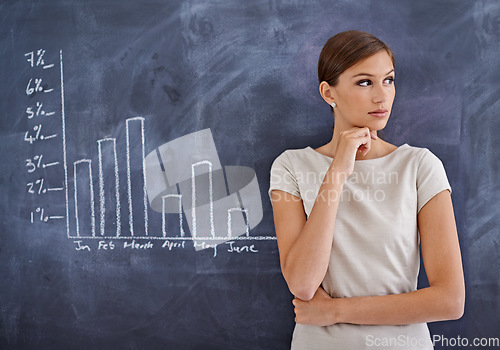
[
  {"xmin": 391, "ymin": 144, "xmax": 447, "ymax": 172},
  {"xmin": 397, "ymin": 143, "xmax": 441, "ymax": 159},
  {"xmin": 271, "ymin": 146, "xmax": 312, "ymax": 163},
  {"xmin": 270, "ymin": 146, "xmax": 328, "ymax": 175}
]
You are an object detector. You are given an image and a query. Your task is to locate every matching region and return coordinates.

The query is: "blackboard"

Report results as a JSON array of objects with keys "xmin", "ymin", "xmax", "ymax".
[{"xmin": 1, "ymin": 0, "xmax": 499, "ymax": 349}]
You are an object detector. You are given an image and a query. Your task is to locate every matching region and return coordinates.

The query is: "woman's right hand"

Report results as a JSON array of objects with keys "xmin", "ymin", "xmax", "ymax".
[{"xmin": 330, "ymin": 127, "xmax": 378, "ymax": 180}]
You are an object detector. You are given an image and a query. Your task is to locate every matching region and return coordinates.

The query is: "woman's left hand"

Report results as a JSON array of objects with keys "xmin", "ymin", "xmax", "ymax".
[{"xmin": 293, "ymin": 287, "xmax": 337, "ymax": 326}]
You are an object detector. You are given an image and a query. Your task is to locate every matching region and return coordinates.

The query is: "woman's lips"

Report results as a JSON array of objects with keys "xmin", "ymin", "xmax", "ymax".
[{"xmin": 368, "ymin": 109, "xmax": 388, "ymax": 118}]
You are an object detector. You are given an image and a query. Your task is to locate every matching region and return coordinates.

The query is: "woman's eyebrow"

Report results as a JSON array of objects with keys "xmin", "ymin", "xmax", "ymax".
[{"xmin": 351, "ymin": 69, "xmax": 395, "ymax": 78}]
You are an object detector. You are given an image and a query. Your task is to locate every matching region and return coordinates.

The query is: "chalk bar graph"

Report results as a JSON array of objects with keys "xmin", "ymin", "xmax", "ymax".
[{"xmin": 57, "ymin": 50, "xmax": 269, "ymax": 247}]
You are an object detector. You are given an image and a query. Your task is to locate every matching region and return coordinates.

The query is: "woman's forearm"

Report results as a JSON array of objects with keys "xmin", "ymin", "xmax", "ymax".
[
  {"xmin": 282, "ymin": 167, "xmax": 346, "ymax": 301},
  {"xmin": 294, "ymin": 285, "xmax": 464, "ymax": 326},
  {"xmin": 331, "ymin": 286, "xmax": 464, "ymax": 325}
]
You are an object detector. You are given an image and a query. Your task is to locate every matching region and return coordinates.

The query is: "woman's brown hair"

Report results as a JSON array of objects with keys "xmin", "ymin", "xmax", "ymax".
[{"xmin": 318, "ymin": 30, "xmax": 395, "ymax": 87}]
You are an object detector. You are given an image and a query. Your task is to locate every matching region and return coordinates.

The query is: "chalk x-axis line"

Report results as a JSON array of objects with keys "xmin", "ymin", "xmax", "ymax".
[{"xmin": 67, "ymin": 235, "xmax": 277, "ymax": 240}]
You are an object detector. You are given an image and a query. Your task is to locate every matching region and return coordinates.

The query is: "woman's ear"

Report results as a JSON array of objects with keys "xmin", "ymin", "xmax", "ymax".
[{"xmin": 319, "ymin": 81, "xmax": 335, "ymax": 105}]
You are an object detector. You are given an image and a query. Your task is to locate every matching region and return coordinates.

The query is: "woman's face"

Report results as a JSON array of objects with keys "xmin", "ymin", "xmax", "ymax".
[{"xmin": 329, "ymin": 51, "xmax": 395, "ymax": 131}]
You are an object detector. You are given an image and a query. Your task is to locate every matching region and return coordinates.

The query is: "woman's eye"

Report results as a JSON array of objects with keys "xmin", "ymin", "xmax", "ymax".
[
  {"xmin": 383, "ymin": 77, "xmax": 395, "ymax": 85},
  {"xmin": 357, "ymin": 77, "xmax": 394, "ymax": 87},
  {"xmin": 357, "ymin": 79, "xmax": 372, "ymax": 87}
]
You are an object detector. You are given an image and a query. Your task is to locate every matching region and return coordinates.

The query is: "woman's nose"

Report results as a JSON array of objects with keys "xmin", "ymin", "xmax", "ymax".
[{"xmin": 372, "ymin": 84, "xmax": 389, "ymax": 104}]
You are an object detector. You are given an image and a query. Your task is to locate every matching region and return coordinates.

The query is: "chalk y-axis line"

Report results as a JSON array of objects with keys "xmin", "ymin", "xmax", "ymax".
[{"xmin": 60, "ymin": 50, "xmax": 70, "ymax": 238}]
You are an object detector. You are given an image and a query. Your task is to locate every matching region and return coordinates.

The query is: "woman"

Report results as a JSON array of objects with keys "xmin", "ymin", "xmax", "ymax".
[{"xmin": 268, "ymin": 30, "xmax": 464, "ymax": 349}]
